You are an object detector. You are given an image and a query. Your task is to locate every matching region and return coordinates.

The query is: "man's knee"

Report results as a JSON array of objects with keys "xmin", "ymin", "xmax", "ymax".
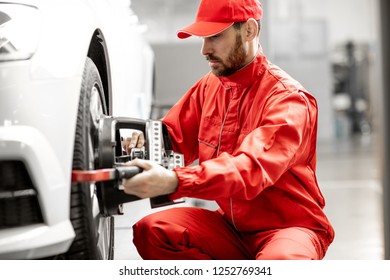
[
  {"xmin": 132, "ymin": 212, "xmax": 164, "ymax": 246},
  {"xmin": 132, "ymin": 209, "xmax": 187, "ymax": 252},
  {"xmin": 132, "ymin": 212, "xmax": 167, "ymax": 259}
]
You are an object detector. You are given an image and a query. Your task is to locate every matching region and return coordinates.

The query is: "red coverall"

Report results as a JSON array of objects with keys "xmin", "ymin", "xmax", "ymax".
[{"xmin": 133, "ymin": 52, "xmax": 335, "ymax": 260}]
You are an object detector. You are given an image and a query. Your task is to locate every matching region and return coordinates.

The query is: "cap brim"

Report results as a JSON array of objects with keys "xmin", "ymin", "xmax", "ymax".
[{"xmin": 177, "ymin": 22, "xmax": 234, "ymax": 39}]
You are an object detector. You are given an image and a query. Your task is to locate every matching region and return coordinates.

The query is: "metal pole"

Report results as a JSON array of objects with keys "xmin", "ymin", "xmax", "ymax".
[{"xmin": 380, "ymin": 0, "xmax": 390, "ymax": 260}]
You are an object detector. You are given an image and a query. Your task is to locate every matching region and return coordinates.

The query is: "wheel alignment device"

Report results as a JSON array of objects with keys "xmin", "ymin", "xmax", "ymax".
[{"xmin": 71, "ymin": 116, "xmax": 184, "ymax": 215}]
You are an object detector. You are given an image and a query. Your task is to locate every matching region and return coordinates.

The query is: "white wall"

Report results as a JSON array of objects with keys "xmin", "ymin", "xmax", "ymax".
[{"xmin": 150, "ymin": 41, "xmax": 209, "ymax": 117}]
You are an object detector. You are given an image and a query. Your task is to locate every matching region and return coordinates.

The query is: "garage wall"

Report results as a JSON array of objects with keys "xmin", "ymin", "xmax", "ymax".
[
  {"xmin": 150, "ymin": 42, "xmax": 209, "ymax": 118},
  {"xmin": 132, "ymin": 0, "xmax": 380, "ymax": 141}
]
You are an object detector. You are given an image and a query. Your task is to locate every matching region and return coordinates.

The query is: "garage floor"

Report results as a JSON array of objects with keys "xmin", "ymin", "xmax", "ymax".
[{"xmin": 113, "ymin": 133, "xmax": 384, "ymax": 260}]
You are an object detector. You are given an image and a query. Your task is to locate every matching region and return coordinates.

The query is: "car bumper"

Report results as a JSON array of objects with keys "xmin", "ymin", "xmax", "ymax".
[
  {"xmin": 0, "ymin": 126, "xmax": 75, "ymax": 259},
  {"xmin": 0, "ymin": 222, "xmax": 74, "ymax": 259}
]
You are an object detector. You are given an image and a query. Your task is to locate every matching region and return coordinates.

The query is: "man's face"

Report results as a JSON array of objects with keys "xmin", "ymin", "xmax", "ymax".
[{"xmin": 201, "ymin": 25, "xmax": 247, "ymax": 77}]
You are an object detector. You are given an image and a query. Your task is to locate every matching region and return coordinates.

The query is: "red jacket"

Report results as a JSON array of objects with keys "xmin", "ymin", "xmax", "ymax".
[{"xmin": 163, "ymin": 52, "xmax": 334, "ymax": 246}]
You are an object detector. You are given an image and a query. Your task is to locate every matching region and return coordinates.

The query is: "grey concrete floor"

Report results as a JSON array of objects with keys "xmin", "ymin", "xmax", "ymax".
[
  {"xmin": 113, "ymin": 133, "xmax": 384, "ymax": 260},
  {"xmin": 316, "ymin": 134, "xmax": 384, "ymax": 260}
]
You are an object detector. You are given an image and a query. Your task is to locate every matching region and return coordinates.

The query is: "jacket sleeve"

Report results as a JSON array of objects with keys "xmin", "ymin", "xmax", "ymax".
[{"xmin": 169, "ymin": 90, "xmax": 316, "ymax": 201}]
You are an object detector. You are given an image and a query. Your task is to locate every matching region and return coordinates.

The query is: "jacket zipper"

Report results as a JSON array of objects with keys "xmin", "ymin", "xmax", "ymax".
[{"xmin": 217, "ymin": 88, "xmax": 238, "ymax": 230}]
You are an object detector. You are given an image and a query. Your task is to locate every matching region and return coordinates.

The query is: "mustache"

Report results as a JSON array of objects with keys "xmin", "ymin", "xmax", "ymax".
[{"xmin": 206, "ymin": 55, "xmax": 221, "ymax": 61}]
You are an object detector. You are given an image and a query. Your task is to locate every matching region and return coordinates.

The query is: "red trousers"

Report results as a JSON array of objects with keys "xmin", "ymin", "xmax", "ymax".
[{"xmin": 132, "ymin": 207, "xmax": 325, "ymax": 260}]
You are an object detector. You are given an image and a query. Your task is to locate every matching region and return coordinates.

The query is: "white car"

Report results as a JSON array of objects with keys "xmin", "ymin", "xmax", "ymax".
[{"xmin": 0, "ymin": 0, "xmax": 154, "ymax": 259}]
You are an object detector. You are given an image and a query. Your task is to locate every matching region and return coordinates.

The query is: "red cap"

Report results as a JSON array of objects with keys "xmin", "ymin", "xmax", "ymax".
[{"xmin": 177, "ymin": 0, "xmax": 263, "ymax": 39}]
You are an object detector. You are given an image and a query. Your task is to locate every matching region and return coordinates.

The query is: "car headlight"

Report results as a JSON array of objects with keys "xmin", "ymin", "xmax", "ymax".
[{"xmin": 0, "ymin": 4, "xmax": 41, "ymax": 62}]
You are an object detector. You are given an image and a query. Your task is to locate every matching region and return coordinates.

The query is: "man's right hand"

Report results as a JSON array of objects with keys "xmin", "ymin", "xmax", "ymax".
[
  {"xmin": 122, "ymin": 131, "xmax": 145, "ymax": 154},
  {"xmin": 122, "ymin": 158, "xmax": 178, "ymax": 198}
]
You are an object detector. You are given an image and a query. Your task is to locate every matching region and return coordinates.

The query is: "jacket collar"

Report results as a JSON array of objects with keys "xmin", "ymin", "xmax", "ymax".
[{"xmin": 217, "ymin": 50, "xmax": 266, "ymax": 88}]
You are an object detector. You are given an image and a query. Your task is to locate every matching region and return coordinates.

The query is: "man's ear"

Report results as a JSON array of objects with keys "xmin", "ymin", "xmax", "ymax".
[{"xmin": 245, "ymin": 18, "xmax": 259, "ymax": 41}]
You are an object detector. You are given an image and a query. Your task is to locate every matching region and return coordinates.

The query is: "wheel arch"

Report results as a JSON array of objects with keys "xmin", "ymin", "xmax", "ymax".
[{"xmin": 87, "ymin": 29, "xmax": 112, "ymax": 115}]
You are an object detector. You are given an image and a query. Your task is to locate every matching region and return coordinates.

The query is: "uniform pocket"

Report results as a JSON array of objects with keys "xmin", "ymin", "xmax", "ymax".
[{"xmin": 198, "ymin": 140, "xmax": 217, "ymax": 162}]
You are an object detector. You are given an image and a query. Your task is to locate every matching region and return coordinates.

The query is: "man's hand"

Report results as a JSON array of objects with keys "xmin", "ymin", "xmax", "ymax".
[
  {"xmin": 122, "ymin": 131, "xmax": 145, "ymax": 154},
  {"xmin": 122, "ymin": 158, "xmax": 178, "ymax": 198}
]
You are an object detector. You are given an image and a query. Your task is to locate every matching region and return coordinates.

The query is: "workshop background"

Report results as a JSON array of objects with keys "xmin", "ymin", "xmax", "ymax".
[{"xmin": 114, "ymin": 0, "xmax": 386, "ymax": 260}]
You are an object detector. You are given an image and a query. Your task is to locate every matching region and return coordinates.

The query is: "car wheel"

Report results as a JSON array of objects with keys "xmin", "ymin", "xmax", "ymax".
[{"xmin": 60, "ymin": 57, "xmax": 113, "ymax": 259}]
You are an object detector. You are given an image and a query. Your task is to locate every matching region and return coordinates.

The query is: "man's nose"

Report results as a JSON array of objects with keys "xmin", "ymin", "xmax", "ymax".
[{"xmin": 201, "ymin": 38, "xmax": 212, "ymax": 56}]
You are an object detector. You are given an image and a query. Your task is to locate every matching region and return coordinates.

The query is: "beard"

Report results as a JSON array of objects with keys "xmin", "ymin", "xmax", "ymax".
[{"xmin": 206, "ymin": 33, "xmax": 247, "ymax": 77}]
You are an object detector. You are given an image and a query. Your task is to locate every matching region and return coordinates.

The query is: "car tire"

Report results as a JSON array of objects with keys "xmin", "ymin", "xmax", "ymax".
[{"xmin": 60, "ymin": 57, "xmax": 113, "ymax": 259}]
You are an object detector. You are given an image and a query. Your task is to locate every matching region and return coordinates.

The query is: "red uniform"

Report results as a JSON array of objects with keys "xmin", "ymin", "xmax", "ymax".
[{"xmin": 133, "ymin": 52, "xmax": 335, "ymax": 260}]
